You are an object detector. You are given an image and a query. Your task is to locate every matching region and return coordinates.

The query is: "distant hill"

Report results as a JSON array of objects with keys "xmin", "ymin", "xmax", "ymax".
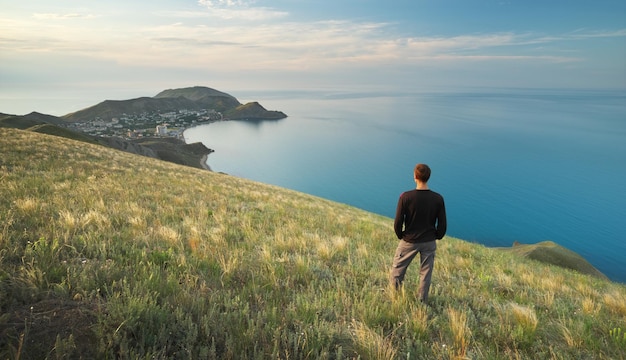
[
  {"xmin": 20, "ymin": 111, "xmax": 68, "ymax": 126},
  {"xmin": 63, "ymin": 86, "xmax": 286, "ymax": 122},
  {"xmin": 1, "ymin": 113, "xmax": 96, "ymax": 144},
  {"xmin": 0, "ymin": 112, "xmax": 67, "ymax": 129},
  {"xmin": 154, "ymin": 86, "xmax": 237, "ymax": 102},
  {"xmin": 62, "ymin": 97, "xmax": 204, "ymax": 122}
]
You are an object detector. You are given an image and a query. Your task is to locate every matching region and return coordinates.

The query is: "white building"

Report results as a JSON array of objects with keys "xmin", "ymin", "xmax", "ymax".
[{"xmin": 156, "ymin": 124, "xmax": 168, "ymax": 136}]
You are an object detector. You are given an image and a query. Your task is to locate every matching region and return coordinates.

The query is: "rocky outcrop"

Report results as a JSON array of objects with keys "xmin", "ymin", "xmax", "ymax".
[{"xmin": 225, "ymin": 101, "xmax": 287, "ymax": 120}]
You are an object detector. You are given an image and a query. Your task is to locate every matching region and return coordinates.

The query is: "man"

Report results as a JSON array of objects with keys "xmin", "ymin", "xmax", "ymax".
[{"xmin": 390, "ymin": 163, "xmax": 447, "ymax": 303}]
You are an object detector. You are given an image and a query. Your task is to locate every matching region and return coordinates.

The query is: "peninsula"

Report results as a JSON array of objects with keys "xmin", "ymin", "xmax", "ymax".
[{"xmin": 0, "ymin": 86, "xmax": 287, "ymax": 170}]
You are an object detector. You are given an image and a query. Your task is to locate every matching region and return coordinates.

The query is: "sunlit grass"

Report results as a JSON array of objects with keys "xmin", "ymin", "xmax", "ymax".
[
  {"xmin": 1, "ymin": 127, "xmax": 625, "ymax": 359},
  {"xmin": 446, "ymin": 307, "xmax": 471, "ymax": 359},
  {"xmin": 603, "ymin": 290, "xmax": 626, "ymax": 317},
  {"xmin": 350, "ymin": 319, "xmax": 397, "ymax": 360}
]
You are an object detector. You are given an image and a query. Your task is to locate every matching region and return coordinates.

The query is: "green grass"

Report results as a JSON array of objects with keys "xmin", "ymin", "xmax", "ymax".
[
  {"xmin": 502, "ymin": 241, "xmax": 608, "ymax": 280},
  {"xmin": 1, "ymin": 127, "xmax": 625, "ymax": 359}
]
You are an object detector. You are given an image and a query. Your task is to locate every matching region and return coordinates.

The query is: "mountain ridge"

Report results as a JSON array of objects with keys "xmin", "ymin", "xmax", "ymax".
[
  {"xmin": 154, "ymin": 86, "xmax": 236, "ymax": 101},
  {"xmin": 62, "ymin": 86, "xmax": 286, "ymax": 122}
]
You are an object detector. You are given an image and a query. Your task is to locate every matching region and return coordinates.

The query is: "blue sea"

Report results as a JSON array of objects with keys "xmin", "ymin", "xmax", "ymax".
[{"xmin": 184, "ymin": 88, "xmax": 626, "ymax": 283}]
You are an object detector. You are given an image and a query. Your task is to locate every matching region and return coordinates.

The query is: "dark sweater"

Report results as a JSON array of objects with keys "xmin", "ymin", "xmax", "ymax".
[{"xmin": 394, "ymin": 189, "xmax": 447, "ymax": 243}]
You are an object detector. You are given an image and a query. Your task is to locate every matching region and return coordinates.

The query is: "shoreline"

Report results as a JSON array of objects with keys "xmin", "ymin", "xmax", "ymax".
[
  {"xmin": 199, "ymin": 153, "xmax": 212, "ymax": 171},
  {"xmin": 182, "ymin": 125, "xmax": 215, "ymax": 172}
]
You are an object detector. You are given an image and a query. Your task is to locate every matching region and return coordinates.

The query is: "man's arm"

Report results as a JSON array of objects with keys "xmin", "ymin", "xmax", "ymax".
[
  {"xmin": 394, "ymin": 195, "xmax": 405, "ymax": 239},
  {"xmin": 435, "ymin": 199, "xmax": 447, "ymax": 240}
]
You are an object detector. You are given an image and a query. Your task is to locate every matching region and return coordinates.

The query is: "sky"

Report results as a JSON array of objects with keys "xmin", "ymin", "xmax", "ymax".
[{"xmin": 1, "ymin": 0, "xmax": 625, "ymax": 115}]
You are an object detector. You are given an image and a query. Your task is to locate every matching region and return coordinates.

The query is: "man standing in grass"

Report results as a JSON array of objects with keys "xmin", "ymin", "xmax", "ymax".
[{"xmin": 390, "ymin": 163, "xmax": 447, "ymax": 303}]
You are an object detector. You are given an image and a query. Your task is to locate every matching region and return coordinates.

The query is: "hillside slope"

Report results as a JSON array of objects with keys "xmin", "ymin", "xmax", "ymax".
[
  {"xmin": 1, "ymin": 128, "xmax": 624, "ymax": 359},
  {"xmin": 1, "ymin": 113, "xmax": 211, "ymax": 170},
  {"xmin": 62, "ymin": 96, "xmax": 222, "ymax": 122},
  {"xmin": 0, "ymin": 112, "xmax": 68, "ymax": 129},
  {"xmin": 504, "ymin": 241, "xmax": 608, "ymax": 280}
]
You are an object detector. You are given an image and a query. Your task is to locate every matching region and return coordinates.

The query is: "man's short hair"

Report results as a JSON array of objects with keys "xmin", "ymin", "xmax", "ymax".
[{"xmin": 414, "ymin": 163, "xmax": 431, "ymax": 182}]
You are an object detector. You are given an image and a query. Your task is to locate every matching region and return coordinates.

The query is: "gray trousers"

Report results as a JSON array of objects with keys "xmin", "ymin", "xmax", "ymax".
[{"xmin": 390, "ymin": 240, "xmax": 436, "ymax": 302}]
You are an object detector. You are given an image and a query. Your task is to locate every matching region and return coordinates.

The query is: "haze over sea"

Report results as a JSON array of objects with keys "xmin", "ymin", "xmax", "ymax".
[{"xmin": 185, "ymin": 88, "xmax": 626, "ymax": 283}]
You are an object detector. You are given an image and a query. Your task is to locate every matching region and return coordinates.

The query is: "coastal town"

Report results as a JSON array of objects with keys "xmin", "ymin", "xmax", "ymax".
[{"xmin": 64, "ymin": 108, "xmax": 224, "ymax": 139}]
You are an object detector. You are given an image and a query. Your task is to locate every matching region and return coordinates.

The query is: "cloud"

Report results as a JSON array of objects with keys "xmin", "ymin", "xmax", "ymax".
[
  {"xmin": 199, "ymin": 0, "xmax": 252, "ymax": 6},
  {"xmin": 197, "ymin": 0, "xmax": 288, "ymax": 20},
  {"xmin": 3, "ymin": 2, "xmax": 624, "ymax": 83},
  {"xmin": 33, "ymin": 13, "xmax": 96, "ymax": 20},
  {"xmin": 568, "ymin": 29, "xmax": 626, "ymax": 39},
  {"xmin": 2, "ymin": 14, "xmax": 597, "ymax": 71}
]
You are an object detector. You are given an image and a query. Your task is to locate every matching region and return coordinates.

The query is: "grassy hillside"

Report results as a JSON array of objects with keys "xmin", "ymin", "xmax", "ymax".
[
  {"xmin": 1, "ymin": 113, "xmax": 212, "ymax": 170},
  {"xmin": 1, "ymin": 127, "xmax": 625, "ymax": 359},
  {"xmin": 0, "ymin": 120, "xmax": 98, "ymax": 145},
  {"xmin": 0, "ymin": 112, "xmax": 67, "ymax": 127},
  {"xmin": 504, "ymin": 241, "xmax": 608, "ymax": 280},
  {"xmin": 0, "ymin": 114, "xmax": 66, "ymax": 131},
  {"xmin": 132, "ymin": 137, "xmax": 212, "ymax": 169}
]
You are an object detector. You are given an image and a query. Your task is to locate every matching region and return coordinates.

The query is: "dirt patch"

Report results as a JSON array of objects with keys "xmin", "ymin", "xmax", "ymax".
[{"xmin": 0, "ymin": 298, "xmax": 99, "ymax": 359}]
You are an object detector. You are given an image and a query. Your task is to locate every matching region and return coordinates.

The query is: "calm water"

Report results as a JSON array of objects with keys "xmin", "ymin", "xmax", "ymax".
[{"xmin": 184, "ymin": 89, "xmax": 626, "ymax": 283}]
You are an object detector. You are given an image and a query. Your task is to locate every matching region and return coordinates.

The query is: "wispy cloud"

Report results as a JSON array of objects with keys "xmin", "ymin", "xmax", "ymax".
[
  {"xmin": 197, "ymin": 0, "xmax": 288, "ymax": 20},
  {"xmin": 33, "ymin": 13, "xmax": 96, "ymax": 20},
  {"xmin": 567, "ymin": 28, "xmax": 626, "ymax": 39},
  {"xmin": 199, "ymin": 0, "xmax": 251, "ymax": 6}
]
